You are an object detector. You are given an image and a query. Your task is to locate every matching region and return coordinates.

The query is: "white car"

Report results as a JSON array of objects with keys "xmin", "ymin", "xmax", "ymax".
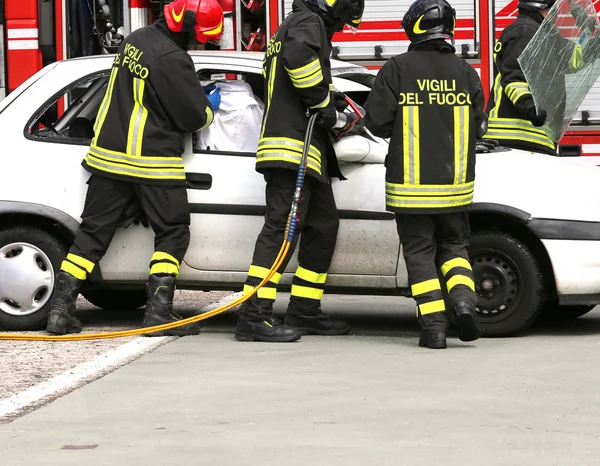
[{"xmin": 1, "ymin": 51, "xmax": 599, "ymax": 337}]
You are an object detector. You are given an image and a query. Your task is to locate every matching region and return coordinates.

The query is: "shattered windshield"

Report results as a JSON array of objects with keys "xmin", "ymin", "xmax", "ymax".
[{"xmin": 518, "ymin": 0, "xmax": 600, "ymax": 143}]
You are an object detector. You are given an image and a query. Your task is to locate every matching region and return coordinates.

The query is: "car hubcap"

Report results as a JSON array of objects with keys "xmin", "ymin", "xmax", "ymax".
[
  {"xmin": 470, "ymin": 249, "xmax": 522, "ymax": 323},
  {"xmin": 0, "ymin": 243, "xmax": 54, "ymax": 316}
]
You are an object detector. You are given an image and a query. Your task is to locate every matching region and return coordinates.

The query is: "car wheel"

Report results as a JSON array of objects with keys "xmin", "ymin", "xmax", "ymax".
[
  {"xmin": 82, "ymin": 289, "xmax": 147, "ymax": 310},
  {"xmin": 541, "ymin": 301, "xmax": 595, "ymax": 320},
  {"xmin": 467, "ymin": 230, "xmax": 546, "ymax": 337},
  {"xmin": 0, "ymin": 227, "xmax": 67, "ymax": 331}
]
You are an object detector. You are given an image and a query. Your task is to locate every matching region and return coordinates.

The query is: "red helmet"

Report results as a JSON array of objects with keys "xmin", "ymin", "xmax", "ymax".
[{"xmin": 165, "ymin": 0, "xmax": 225, "ymax": 44}]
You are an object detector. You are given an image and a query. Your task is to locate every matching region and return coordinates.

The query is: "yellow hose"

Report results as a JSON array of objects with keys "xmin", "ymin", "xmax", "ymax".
[{"xmin": 0, "ymin": 241, "xmax": 291, "ymax": 341}]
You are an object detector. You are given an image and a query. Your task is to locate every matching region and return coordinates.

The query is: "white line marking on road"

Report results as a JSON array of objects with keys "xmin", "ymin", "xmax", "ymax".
[
  {"xmin": 0, "ymin": 336, "xmax": 175, "ymax": 422},
  {"xmin": 198, "ymin": 291, "xmax": 243, "ymax": 314}
]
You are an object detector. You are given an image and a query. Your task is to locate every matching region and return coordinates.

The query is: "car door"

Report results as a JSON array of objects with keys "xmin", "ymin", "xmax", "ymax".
[{"xmin": 181, "ymin": 62, "xmax": 401, "ymax": 289}]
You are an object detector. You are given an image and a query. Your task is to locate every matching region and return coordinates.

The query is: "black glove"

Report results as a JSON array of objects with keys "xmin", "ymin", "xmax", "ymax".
[
  {"xmin": 571, "ymin": 4, "xmax": 598, "ymax": 32},
  {"xmin": 314, "ymin": 105, "xmax": 338, "ymax": 129},
  {"xmin": 332, "ymin": 91, "xmax": 349, "ymax": 112},
  {"xmin": 527, "ymin": 107, "xmax": 547, "ymax": 127},
  {"xmin": 119, "ymin": 199, "xmax": 150, "ymax": 228}
]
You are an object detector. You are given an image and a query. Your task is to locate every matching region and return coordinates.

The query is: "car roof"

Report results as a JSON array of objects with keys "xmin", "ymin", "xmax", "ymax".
[{"xmin": 60, "ymin": 50, "xmax": 366, "ymax": 73}]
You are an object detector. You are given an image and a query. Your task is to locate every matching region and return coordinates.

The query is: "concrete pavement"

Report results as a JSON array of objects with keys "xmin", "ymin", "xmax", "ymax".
[{"xmin": 2, "ymin": 295, "xmax": 600, "ymax": 465}]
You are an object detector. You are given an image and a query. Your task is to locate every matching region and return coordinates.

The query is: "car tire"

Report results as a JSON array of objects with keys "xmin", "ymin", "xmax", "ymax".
[
  {"xmin": 82, "ymin": 289, "xmax": 148, "ymax": 310},
  {"xmin": 540, "ymin": 301, "xmax": 595, "ymax": 320},
  {"xmin": 467, "ymin": 230, "xmax": 546, "ymax": 337},
  {"xmin": 0, "ymin": 227, "xmax": 67, "ymax": 331}
]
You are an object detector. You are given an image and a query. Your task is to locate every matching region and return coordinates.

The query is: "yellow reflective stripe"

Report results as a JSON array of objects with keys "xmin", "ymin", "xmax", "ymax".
[
  {"xmin": 151, "ymin": 252, "xmax": 180, "ymax": 268},
  {"xmin": 483, "ymin": 128, "xmax": 555, "ymax": 150},
  {"xmin": 419, "ymin": 299, "xmax": 446, "ymax": 315},
  {"xmin": 260, "ymin": 57, "xmax": 277, "ymax": 140},
  {"xmin": 285, "ymin": 58, "xmax": 320, "ymax": 78},
  {"xmin": 386, "ymin": 193, "xmax": 473, "ymax": 208},
  {"xmin": 149, "ymin": 262, "xmax": 179, "ymax": 276},
  {"xmin": 248, "ymin": 265, "xmax": 282, "ymax": 284},
  {"xmin": 84, "ymin": 155, "xmax": 186, "ymax": 180},
  {"xmin": 93, "ymin": 67, "xmax": 119, "ymax": 138},
  {"xmin": 295, "ymin": 266, "xmax": 327, "ymax": 284},
  {"xmin": 89, "ymin": 142, "xmax": 185, "ymax": 162},
  {"xmin": 571, "ymin": 45, "xmax": 584, "ymax": 71},
  {"xmin": 402, "ymin": 106, "xmax": 420, "ymax": 184},
  {"xmin": 256, "ymin": 153, "xmax": 322, "ymax": 175},
  {"xmin": 61, "ymin": 260, "xmax": 87, "ymax": 280},
  {"xmin": 290, "ymin": 70, "xmax": 324, "ymax": 89},
  {"xmin": 441, "ymin": 257, "xmax": 472, "ymax": 276},
  {"xmin": 310, "ymin": 92, "xmax": 331, "ymax": 110},
  {"xmin": 386, "ymin": 181, "xmax": 474, "ymax": 196},
  {"xmin": 453, "ymin": 105, "xmax": 469, "ymax": 184},
  {"xmin": 489, "ymin": 73, "xmax": 502, "ymax": 119},
  {"xmin": 291, "ymin": 285, "xmax": 324, "ymax": 300},
  {"xmin": 66, "ymin": 253, "xmax": 94, "ymax": 273},
  {"xmin": 243, "ymin": 284, "xmax": 277, "ymax": 300},
  {"xmin": 199, "ymin": 107, "xmax": 214, "ymax": 131},
  {"xmin": 447, "ymin": 275, "xmax": 475, "ymax": 292},
  {"xmin": 504, "ymin": 81, "xmax": 529, "ymax": 101},
  {"xmin": 329, "ymin": 83, "xmax": 336, "ymax": 91},
  {"xmin": 485, "ymin": 117, "xmax": 548, "ymax": 135},
  {"xmin": 258, "ymin": 137, "xmax": 322, "ymax": 157},
  {"xmin": 127, "ymin": 78, "xmax": 148, "ymax": 157},
  {"xmin": 411, "ymin": 278, "xmax": 441, "ymax": 296}
]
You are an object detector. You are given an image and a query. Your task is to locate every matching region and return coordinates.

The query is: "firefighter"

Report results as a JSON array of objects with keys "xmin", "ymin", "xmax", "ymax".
[
  {"xmin": 45, "ymin": 0, "xmax": 225, "ymax": 336},
  {"xmin": 363, "ymin": 0, "xmax": 487, "ymax": 349},
  {"xmin": 234, "ymin": 0, "xmax": 365, "ymax": 342},
  {"xmin": 483, "ymin": 0, "xmax": 600, "ymax": 154}
]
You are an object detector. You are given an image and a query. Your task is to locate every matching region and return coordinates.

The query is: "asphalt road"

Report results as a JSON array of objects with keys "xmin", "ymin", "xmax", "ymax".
[
  {"xmin": 0, "ymin": 290, "xmax": 231, "ymax": 402},
  {"xmin": 2, "ymin": 293, "xmax": 600, "ymax": 464}
]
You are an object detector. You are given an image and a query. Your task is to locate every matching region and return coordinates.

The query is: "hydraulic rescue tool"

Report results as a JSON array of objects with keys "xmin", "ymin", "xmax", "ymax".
[{"xmin": 0, "ymin": 98, "xmax": 363, "ymax": 342}]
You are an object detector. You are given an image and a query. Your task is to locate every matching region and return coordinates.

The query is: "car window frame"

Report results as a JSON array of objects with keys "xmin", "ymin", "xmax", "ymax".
[
  {"xmin": 192, "ymin": 66, "xmax": 265, "ymax": 158},
  {"xmin": 23, "ymin": 69, "xmax": 111, "ymax": 147}
]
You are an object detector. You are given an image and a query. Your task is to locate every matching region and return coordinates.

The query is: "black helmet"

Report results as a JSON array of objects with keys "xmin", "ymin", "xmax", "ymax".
[
  {"xmin": 518, "ymin": 0, "xmax": 557, "ymax": 10},
  {"xmin": 402, "ymin": 0, "xmax": 456, "ymax": 45},
  {"xmin": 306, "ymin": 0, "xmax": 364, "ymax": 32}
]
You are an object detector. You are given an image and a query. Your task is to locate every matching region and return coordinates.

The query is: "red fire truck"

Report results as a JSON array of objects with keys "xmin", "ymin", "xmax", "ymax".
[{"xmin": 1, "ymin": 0, "xmax": 600, "ymax": 155}]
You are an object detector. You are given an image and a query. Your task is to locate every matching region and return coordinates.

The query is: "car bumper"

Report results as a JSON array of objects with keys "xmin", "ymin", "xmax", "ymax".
[{"xmin": 540, "ymin": 238, "xmax": 600, "ymax": 305}]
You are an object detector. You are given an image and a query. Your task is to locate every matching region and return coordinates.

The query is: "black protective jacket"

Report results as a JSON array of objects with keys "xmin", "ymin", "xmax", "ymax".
[
  {"xmin": 256, "ymin": 0, "xmax": 342, "ymax": 182},
  {"xmin": 83, "ymin": 20, "xmax": 214, "ymax": 186},
  {"xmin": 483, "ymin": 9, "xmax": 581, "ymax": 154},
  {"xmin": 364, "ymin": 40, "xmax": 486, "ymax": 214}
]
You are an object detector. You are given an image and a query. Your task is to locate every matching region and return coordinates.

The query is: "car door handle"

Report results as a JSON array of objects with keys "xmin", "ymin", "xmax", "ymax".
[{"xmin": 186, "ymin": 173, "xmax": 212, "ymax": 190}]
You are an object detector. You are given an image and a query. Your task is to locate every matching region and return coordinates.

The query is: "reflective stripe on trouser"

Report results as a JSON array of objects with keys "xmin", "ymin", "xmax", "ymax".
[
  {"xmin": 240, "ymin": 169, "xmax": 339, "ymax": 317},
  {"xmin": 395, "ymin": 212, "xmax": 478, "ymax": 331},
  {"xmin": 60, "ymin": 253, "xmax": 95, "ymax": 281},
  {"xmin": 67, "ymin": 175, "xmax": 191, "ymax": 285},
  {"xmin": 290, "ymin": 265, "xmax": 327, "ymax": 313},
  {"xmin": 149, "ymin": 251, "xmax": 181, "ymax": 277}
]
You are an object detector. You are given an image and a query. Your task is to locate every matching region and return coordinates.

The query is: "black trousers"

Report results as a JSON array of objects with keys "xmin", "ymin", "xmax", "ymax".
[
  {"xmin": 241, "ymin": 169, "xmax": 340, "ymax": 317},
  {"xmin": 59, "ymin": 174, "xmax": 191, "ymax": 282},
  {"xmin": 395, "ymin": 211, "xmax": 477, "ymax": 332}
]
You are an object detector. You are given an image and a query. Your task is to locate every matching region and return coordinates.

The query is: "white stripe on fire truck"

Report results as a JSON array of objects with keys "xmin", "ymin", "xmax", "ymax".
[
  {"xmin": 7, "ymin": 40, "xmax": 39, "ymax": 51},
  {"xmin": 7, "ymin": 28, "xmax": 38, "ymax": 39}
]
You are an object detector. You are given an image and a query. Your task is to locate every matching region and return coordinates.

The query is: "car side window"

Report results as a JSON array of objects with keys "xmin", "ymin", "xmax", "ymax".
[
  {"xmin": 192, "ymin": 69, "xmax": 265, "ymax": 157},
  {"xmin": 26, "ymin": 72, "xmax": 110, "ymax": 145}
]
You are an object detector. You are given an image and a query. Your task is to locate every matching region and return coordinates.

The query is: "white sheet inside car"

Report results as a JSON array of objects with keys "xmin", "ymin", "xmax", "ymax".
[
  {"xmin": 195, "ymin": 80, "xmax": 386, "ymax": 164},
  {"xmin": 195, "ymin": 81, "xmax": 264, "ymax": 153}
]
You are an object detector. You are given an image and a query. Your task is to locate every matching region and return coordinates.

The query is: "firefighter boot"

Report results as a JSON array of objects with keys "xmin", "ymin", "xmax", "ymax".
[
  {"xmin": 142, "ymin": 275, "xmax": 200, "ymax": 337},
  {"xmin": 284, "ymin": 312, "xmax": 350, "ymax": 336},
  {"xmin": 453, "ymin": 302, "xmax": 482, "ymax": 342},
  {"xmin": 417, "ymin": 307, "xmax": 447, "ymax": 349},
  {"xmin": 46, "ymin": 272, "xmax": 83, "ymax": 335},
  {"xmin": 235, "ymin": 301, "xmax": 302, "ymax": 342}
]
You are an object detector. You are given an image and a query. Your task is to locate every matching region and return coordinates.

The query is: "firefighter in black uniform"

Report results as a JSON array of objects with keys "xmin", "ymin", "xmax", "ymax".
[
  {"xmin": 483, "ymin": 0, "xmax": 600, "ymax": 154},
  {"xmin": 45, "ymin": 0, "xmax": 225, "ymax": 336},
  {"xmin": 234, "ymin": 0, "xmax": 365, "ymax": 342},
  {"xmin": 363, "ymin": 0, "xmax": 487, "ymax": 349}
]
